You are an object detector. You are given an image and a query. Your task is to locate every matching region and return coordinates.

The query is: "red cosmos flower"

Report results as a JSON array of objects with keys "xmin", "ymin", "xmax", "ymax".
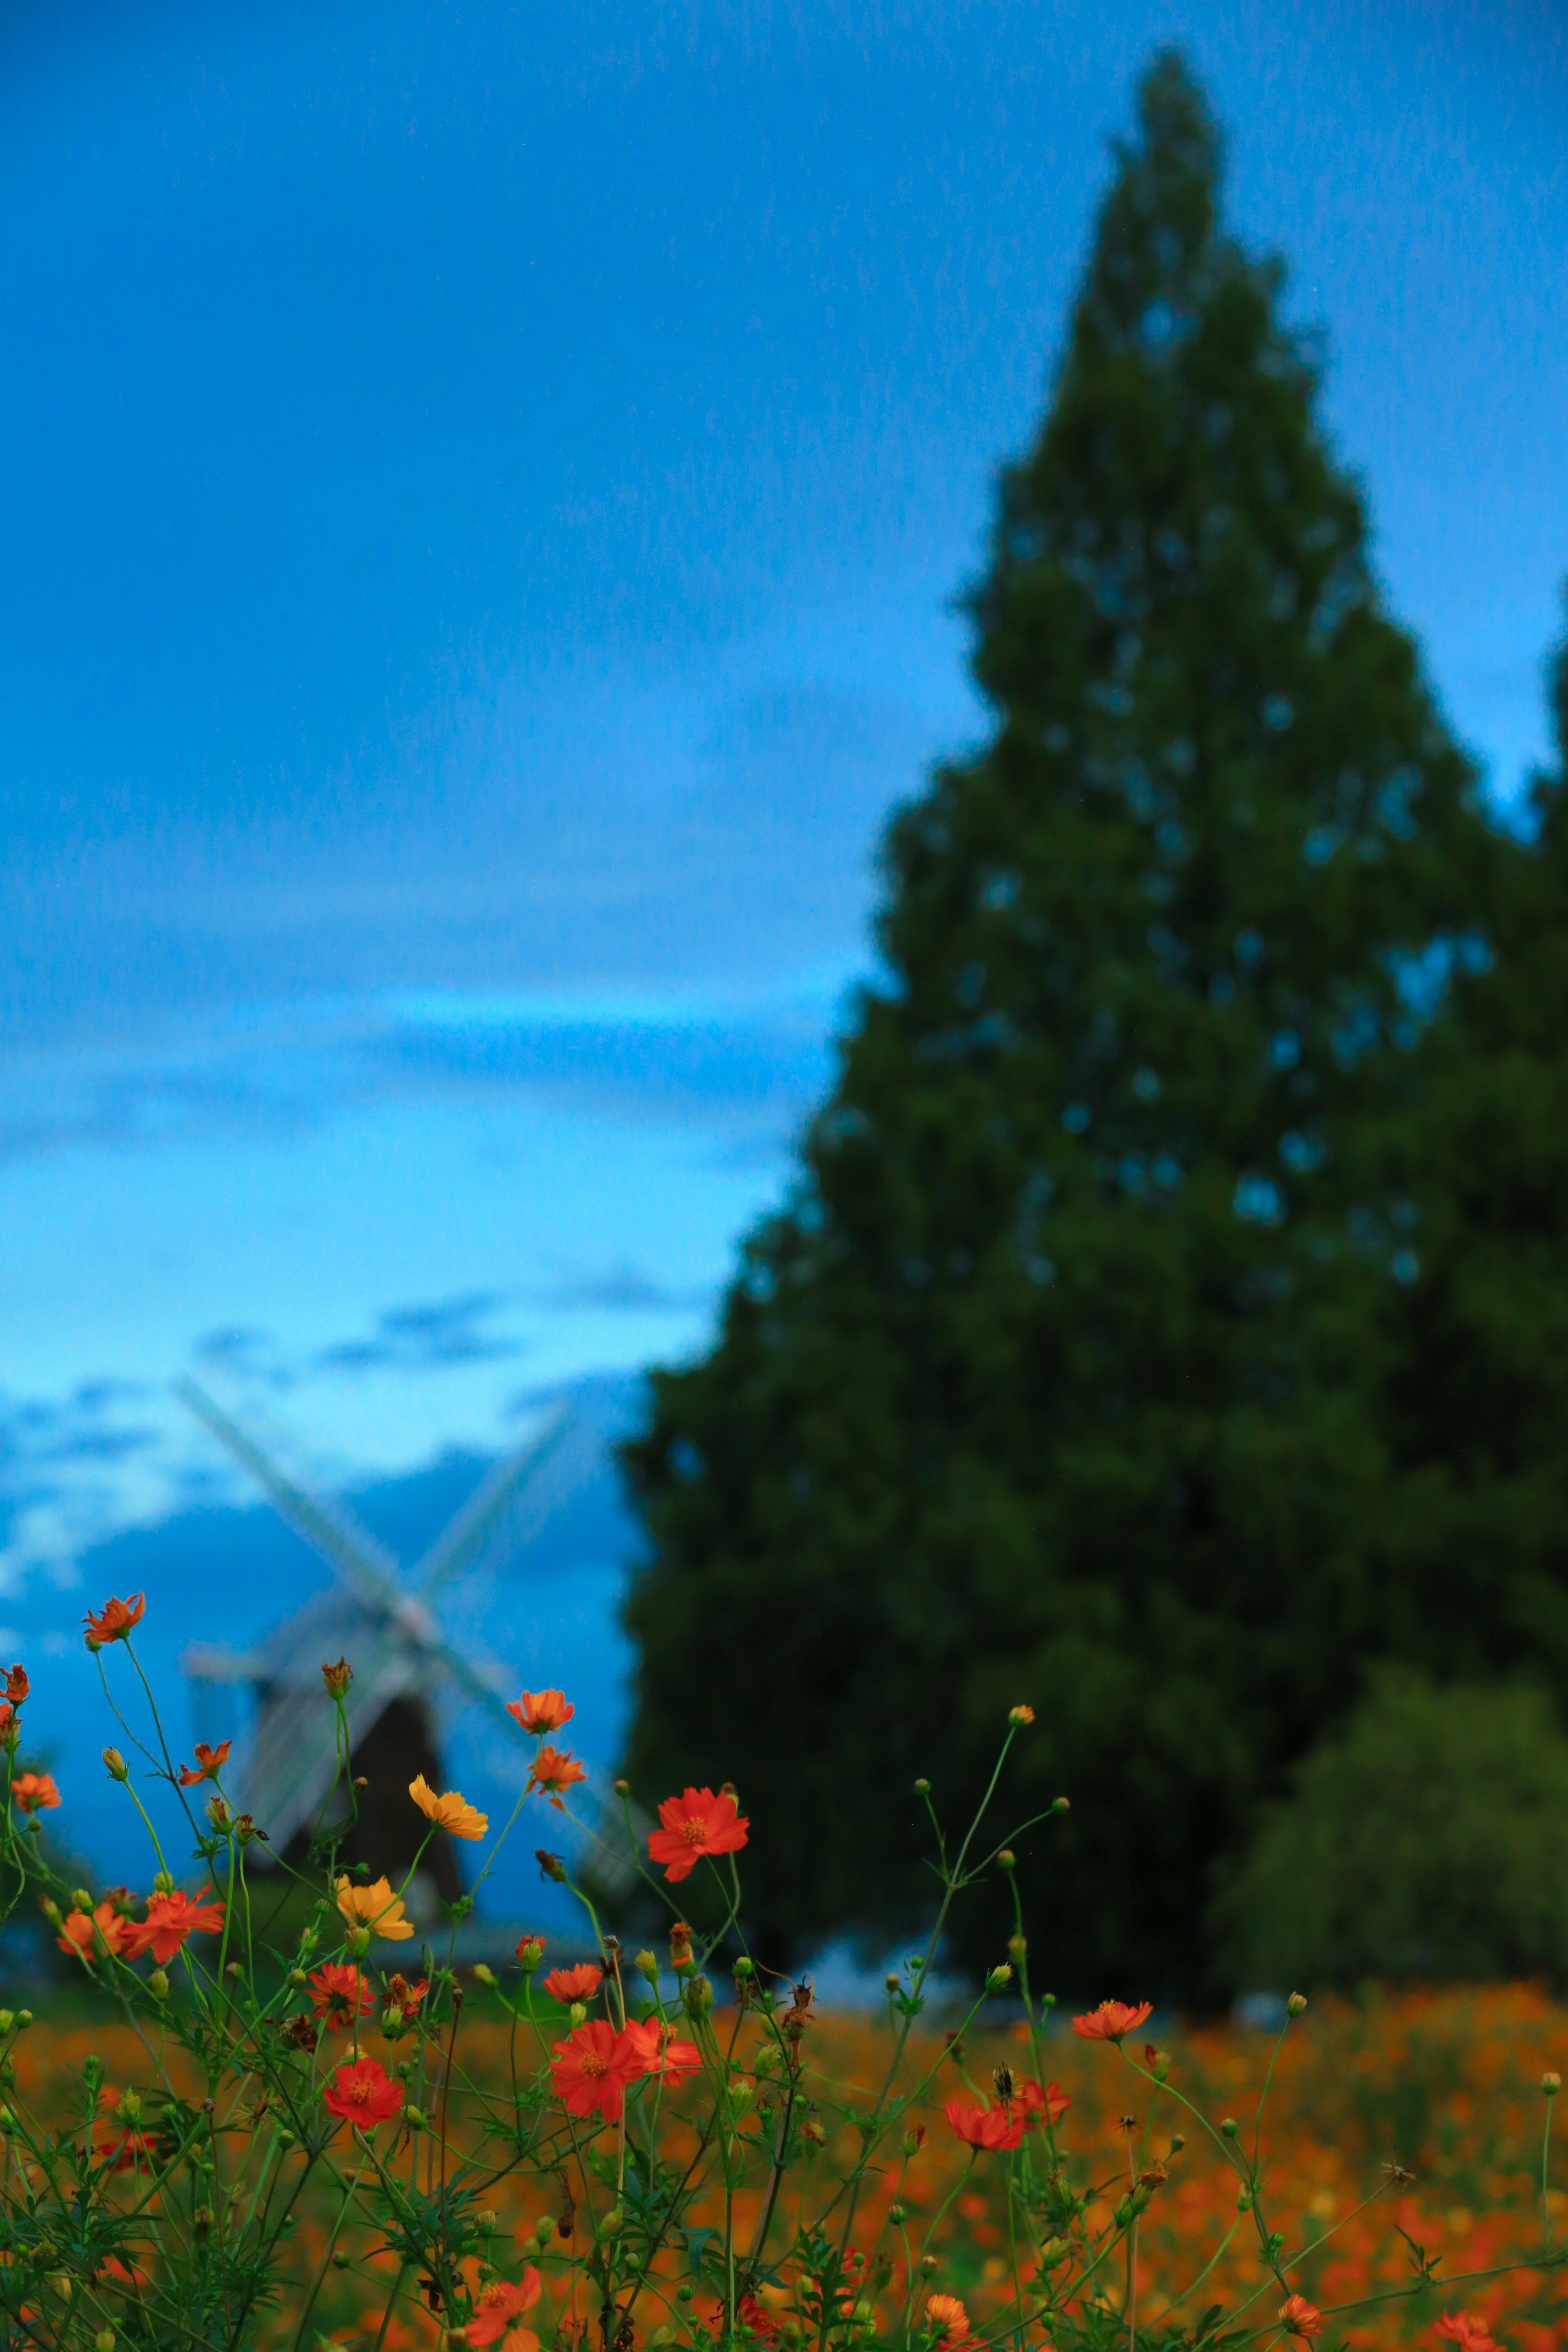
[
  {"xmin": 177, "ymin": 1740, "xmax": 232, "ymax": 1787},
  {"xmin": 508, "ymin": 1687, "xmax": 575, "ymax": 1735},
  {"xmin": 1016, "ymin": 2078, "xmax": 1071, "ymax": 2127},
  {"xmin": 926, "ymin": 2295, "xmax": 976, "ymax": 2347},
  {"xmin": 124, "ymin": 1886, "xmax": 225, "ymax": 1964},
  {"xmin": 944, "ymin": 2096, "xmax": 1026, "ymax": 2152},
  {"xmin": 57, "ymin": 1900, "xmax": 134, "ymax": 1960},
  {"xmin": 83, "ymin": 1593, "xmax": 145, "ymax": 1648},
  {"xmin": 1071, "ymin": 2000, "xmax": 1153, "ymax": 2042},
  {"xmin": 308, "ymin": 1962, "xmax": 376, "ymax": 2027},
  {"xmin": 10, "ymin": 1771, "xmax": 60, "ymax": 1813},
  {"xmin": 94, "ymin": 2129, "xmax": 156, "ymax": 2173},
  {"xmin": 542, "ymin": 1962, "xmax": 602, "ymax": 2002},
  {"xmin": 528, "ymin": 1744, "xmax": 588, "ymax": 1810},
  {"xmin": 702, "ymin": 2292, "xmax": 779, "ymax": 2344},
  {"xmin": 646, "ymin": 1786, "xmax": 750, "ymax": 1883},
  {"xmin": 549, "ymin": 2020, "xmax": 647, "ymax": 2123},
  {"xmin": 1278, "ymin": 2298, "xmax": 1323, "ymax": 2341},
  {"xmin": 322, "ymin": 2056, "xmax": 404, "ymax": 2127},
  {"xmin": 466, "ymin": 2268, "xmax": 543, "ymax": 2349},
  {"xmin": 624, "ymin": 2015, "xmax": 703, "ymax": 2085},
  {"xmin": 4, "ymin": 1665, "xmax": 28, "ymax": 1706},
  {"xmin": 0, "ymin": 1705, "xmax": 15, "ymax": 1746},
  {"xmin": 1435, "ymin": 2320, "xmax": 1502, "ymax": 2352}
]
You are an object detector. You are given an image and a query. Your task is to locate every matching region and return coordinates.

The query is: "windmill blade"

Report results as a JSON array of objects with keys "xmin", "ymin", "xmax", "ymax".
[
  {"xmin": 408, "ymin": 1403, "xmax": 590, "ymax": 1600},
  {"xmin": 176, "ymin": 1377, "xmax": 409, "ymax": 1619},
  {"xmin": 239, "ymin": 1630, "xmax": 421, "ymax": 1857}
]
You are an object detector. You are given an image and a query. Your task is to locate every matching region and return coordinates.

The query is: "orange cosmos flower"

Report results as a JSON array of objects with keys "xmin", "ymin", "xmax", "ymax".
[
  {"xmin": 466, "ymin": 2269, "xmax": 543, "ymax": 2349},
  {"xmin": 1016, "ymin": 2077, "xmax": 1071, "ymax": 2126},
  {"xmin": 944, "ymin": 2096, "xmax": 1026, "ymax": 2152},
  {"xmin": 308, "ymin": 1962, "xmax": 376, "ymax": 2027},
  {"xmin": 4, "ymin": 1665, "xmax": 28, "ymax": 1706},
  {"xmin": 528, "ymin": 1744, "xmax": 588, "ymax": 1810},
  {"xmin": 646, "ymin": 1786, "xmax": 750, "ymax": 1883},
  {"xmin": 10, "ymin": 1771, "xmax": 60, "ymax": 1813},
  {"xmin": 409, "ymin": 1773, "xmax": 488, "ymax": 1840},
  {"xmin": 542, "ymin": 1962, "xmax": 602, "ymax": 2002},
  {"xmin": 1278, "ymin": 2299, "xmax": 1323, "ymax": 2341},
  {"xmin": 177, "ymin": 1740, "xmax": 232, "ymax": 1786},
  {"xmin": 1071, "ymin": 1999, "xmax": 1153, "ymax": 2041},
  {"xmin": 508, "ymin": 1687, "xmax": 575, "ymax": 1735},
  {"xmin": 57, "ymin": 1900, "xmax": 134, "ymax": 1961},
  {"xmin": 322, "ymin": 2055, "xmax": 403, "ymax": 2127},
  {"xmin": 925, "ymin": 2296, "xmax": 976, "ymax": 2346},
  {"xmin": 1008, "ymin": 1704, "xmax": 1035, "ymax": 1725},
  {"xmin": 83, "ymin": 1592, "xmax": 145, "ymax": 1648},
  {"xmin": 335, "ymin": 1873, "xmax": 414, "ymax": 1940},
  {"xmin": 1435, "ymin": 2321, "xmax": 1501, "ymax": 2352},
  {"xmin": 125, "ymin": 1886, "xmax": 225, "ymax": 1963},
  {"xmin": 384, "ymin": 1972, "xmax": 429, "ymax": 2019},
  {"xmin": 549, "ymin": 2019, "xmax": 647, "ymax": 2124},
  {"xmin": 623, "ymin": 2014, "xmax": 703, "ymax": 2085}
]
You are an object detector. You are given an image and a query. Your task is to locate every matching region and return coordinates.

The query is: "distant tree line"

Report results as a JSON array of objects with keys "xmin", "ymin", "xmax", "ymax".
[{"xmin": 616, "ymin": 50, "xmax": 1568, "ymax": 1999}]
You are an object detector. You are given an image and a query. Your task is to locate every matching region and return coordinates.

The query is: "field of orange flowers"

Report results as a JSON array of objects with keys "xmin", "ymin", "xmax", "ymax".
[{"xmin": 10, "ymin": 1982, "xmax": 1567, "ymax": 2351}]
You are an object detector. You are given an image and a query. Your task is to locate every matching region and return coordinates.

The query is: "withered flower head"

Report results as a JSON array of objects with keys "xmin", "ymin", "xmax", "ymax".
[{"xmin": 321, "ymin": 1657, "xmax": 353, "ymax": 1697}]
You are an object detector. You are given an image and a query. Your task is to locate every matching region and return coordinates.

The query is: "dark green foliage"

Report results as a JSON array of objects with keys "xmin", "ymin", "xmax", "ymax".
[
  {"xmin": 620, "ymin": 51, "xmax": 1510, "ymax": 1996},
  {"xmin": 1214, "ymin": 1673, "xmax": 1568, "ymax": 1987}
]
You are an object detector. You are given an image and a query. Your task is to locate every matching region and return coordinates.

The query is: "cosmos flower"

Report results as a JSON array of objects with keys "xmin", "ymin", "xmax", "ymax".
[
  {"xmin": 335, "ymin": 1874, "xmax": 414, "ymax": 1940},
  {"xmin": 409, "ymin": 1774, "xmax": 489, "ymax": 1840},
  {"xmin": 944, "ymin": 2096, "xmax": 1026, "ymax": 2152},
  {"xmin": 1434, "ymin": 2320, "xmax": 1501, "ymax": 2352},
  {"xmin": 507, "ymin": 1688, "xmax": 575, "ymax": 1735},
  {"xmin": 1071, "ymin": 2000, "xmax": 1153, "ymax": 2042},
  {"xmin": 527, "ymin": 1745, "xmax": 588, "ymax": 1810},
  {"xmin": 1278, "ymin": 2299, "xmax": 1323, "ymax": 2341},
  {"xmin": 466, "ymin": 2270, "xmax": 543, "ymax": 2349},
  {"xmin": 4, "ymin": 1665, "xmax": 29, "ymax": 1705},
  {"xmin": 125, "ymin": 1887, "xmax": 226, "ymax": 1963},
  {"xmin": 623, "ymin": 2015, "xmax": 703, "ymax": 2085},
  {"xmin": 57, "ymin": 1900, "xmax": 134, "ymax": 1961},
  {"xmin": 926, "ymin": 2296, "xmax": 976, "ymax": 2346},
  {"xmin": 177, "ymin": 1740, "xmax": 232, "ymax": 1787},
  {"xmin": 308, "ymin": 1963, "xmax": 376, "ymax": 2028},
  {"xmin": 83, "ymin": 1593, "xmax": 145, "ymax": 1648},
  {"xmin": 542, "ymin": 1963, "xmax": 603, "ymax": 2003},
  {"xmin": 1016, "ymin": 2077, "xmax": 1071, "ymax": 2126},
  {"xmin": 549, "ymin": 2020, "xmax": 647, "ymax": 2124},
  {"xmin": 9, "ymin": 1771, "xmax": 61, "ymax": 1813},
  {"xmin": 322, "ymin": 2056, "xmax": 403, "ymax": 2128},
  {"xmin": 646, "ymin": 1786, "xmax": 750, "ymax": 1883}
]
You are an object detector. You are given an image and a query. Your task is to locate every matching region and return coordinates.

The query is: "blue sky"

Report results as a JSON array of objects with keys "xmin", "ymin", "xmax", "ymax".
[{"xmin": 1, "ymin": 0, "xmax": 1566, "ymax": 1808}]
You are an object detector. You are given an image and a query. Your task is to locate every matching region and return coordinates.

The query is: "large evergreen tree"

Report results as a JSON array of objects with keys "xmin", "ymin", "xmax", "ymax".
[{"xmin": 620, "ymin": 51, "xmax": 1505, "ymax": 1996}]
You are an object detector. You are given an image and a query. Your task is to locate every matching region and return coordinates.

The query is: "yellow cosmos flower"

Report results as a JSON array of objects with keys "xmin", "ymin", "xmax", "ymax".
[
  {"xmin": 334, "ymin": 1873, "xmax": 414, "ymax": 1940},
  {"xmin": 409, "ymin": 1773, "xmax": 489, "ymax": 1841}
]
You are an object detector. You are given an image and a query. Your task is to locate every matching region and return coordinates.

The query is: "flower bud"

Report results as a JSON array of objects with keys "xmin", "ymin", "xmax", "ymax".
[
  {"xmin": 683, "ymin": 1974, "xmax": 713, "ymax": 2019},
  {"xmin": 1007, "ymin": 1934, "xmax": 1027, "ymax": 1963},
  {"xmin": 321, "ymin": 1657, "xmax": 353, "ymax": 1697},
  {"xmin": 913, "ymin": 1778, "xmax": 930, "ymax": 1795},
  {"xmin": 728, "ymin": 2078, "xmax": 753, "ymax": 2112},
  {"xmin": 635, "ymin": 1950, "xmax": 659, "ymax": 1982},
  {"xmin": 734, "ymin": 1955, "xmax": 754, "ymax": 1977},
  {"xmin": 919, "ymin": 2256, "xmax": 938, "ymax": 2274},
  {"xmin": 515, "ymin": 1936, "xmax": 545, "ymax": 1973},
  {"xmin": 346, "ymin": 1927, "xmax": 371, "ymax": 1958},
  {"xmin": 986, "ymin": 1964, "xmax": 1013, "ymax": 1991},
  {"xmin": 153, "ymin": 1871, "xmax": 176, "ymax": 1895},
  {"xmin": 331, "ymin": 2249, "xmax": 350, "ymax": 2270},
  {"xmin": 669, "ymin": 1922, "xmax": 694, "ymax": 1971},
  {"xmin": 569, "ymin": 2002, "xmax": 588, "ymax": 2027},
  {"xmin": 599, "ymin": 2208, "xmax": 624, "ymax": 2237},
  {"xmin": 405, "ymin": 2107, "xmax": 427, "ymax": 2131},
  {"xmin": 96, "ymin": 2332, "xmax": 116, "ymax": 2351},
  {"xmin": 38, "ymin": 1898, "xmax": 61, "ymax": 1924},
  {"xmin": 114, "ymin": 2090, "xmax": 142, "ymax": 2124},
  {"xmin": 71, "ymin": 1887, "xmax": 92, "ymax": 1911},
  {"xmin": 1039, "ymin": 2238, "xmax": 1070, "ymax": 2271},
  {"xmin": 193, "ymin": 2206, "xmax": 214, "ymax": 2236},
  {"xmin": 535, "ymin": 2216, "xmax": 555, "ymax": 2248},
  {"xmin": 206, "ymin": 1796, "xmax": 232, "ymax": 1832},
  {"xmin": 1236, "ymin": 2188, "xmax": 1254, "ymax": 2212},
  {"xmin": 290, "ymin": 1968, "xmax": 307, "ymax": 1986},
  {"xmin": 998, "ymin": 1850, "xmax": 1016, "ymax": 1871},
  {"xmin": 1546, "ymin": 2073, "xmax": 1562, "ymax": 2097},
  {"xmin": 1220, "ymin": 2117, "xmax": 1238, "ymax": 2137},
  {"xmin": 0, "ymin": 2012, "xmax": 11, "ymax": 2036},
  {"xmin": 103, "ymin": 1747, "xmax": 129, "ymax": 1781},
  {"xmin": 1052, "ymin": 1795, "xmax": 1070, "ymax": 1812},
  {"xmin": 148, "ymin": 1969, "xmax": 169, "ymax": 2001},
  {"xmin": 472, "ymin": 1963, "xmax": 497, "ymax": 1987},
  {"xmin": 1169, "ymin": 2134, "xmax": 1185, "ymax": 2154},
  {"xmin": 14, "ymin": 2011, "xmax": 30, "ymax": 2029},
  {"xmin": 614, "ymin": 1777, "xmax": 630, "ymax": 1794},
  {"xmin": 801, "ymin": 2117, "xmax": 826, "ymax": 2147},
  {"xmin": 902, "ymin": 2126, "xmax": 926, "ymax": 2156},
  {"xmin": 1149, "ymin": 2050, "xmax": 1171, "ymax": 2081},
  {"xmin": 889, "ymin": 2203, "xmax": 906, "ymax": 2224},
  {"xmin": 475, "ymin": 2209, "xmax": 498, "ymax": 2231},
  {"xmin": 1009, "ymin": 1704, "xmax": 1035, "ymax": 1726},
  {"xmin": 885, "ymin": 1973, "xmax": 902, "ymax": 1993},
  {"xmin": 1287, "ymin": 1992, "xmax": 1307, "ymax": 2017}
]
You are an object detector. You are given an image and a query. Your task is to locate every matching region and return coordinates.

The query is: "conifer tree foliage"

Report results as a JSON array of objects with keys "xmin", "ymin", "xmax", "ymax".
[{"xmin": 620, "ymin": 51, "xmax": 1503, "ymax": 1995}]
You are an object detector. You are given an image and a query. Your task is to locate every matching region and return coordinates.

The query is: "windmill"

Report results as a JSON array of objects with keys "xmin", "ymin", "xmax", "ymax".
[{"xmin": 177, "ymin": 1379, "xmax": 640, "ymax": 1922}]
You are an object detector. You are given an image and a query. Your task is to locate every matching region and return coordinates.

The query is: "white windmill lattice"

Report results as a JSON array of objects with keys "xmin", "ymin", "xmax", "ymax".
[{"xmin": 176, "ymin": 1377, "xmax": 644, "ymax": 1902}]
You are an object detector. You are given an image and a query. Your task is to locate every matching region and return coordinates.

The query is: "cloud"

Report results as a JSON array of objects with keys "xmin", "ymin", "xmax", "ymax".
[
  {"xmin": 314, "ymin": 1292, "xmax": 524, "ymax": 1377},
  {"xmin": 533, "ymin": 1266, "xmax": 714, "ymax": 1314}
]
